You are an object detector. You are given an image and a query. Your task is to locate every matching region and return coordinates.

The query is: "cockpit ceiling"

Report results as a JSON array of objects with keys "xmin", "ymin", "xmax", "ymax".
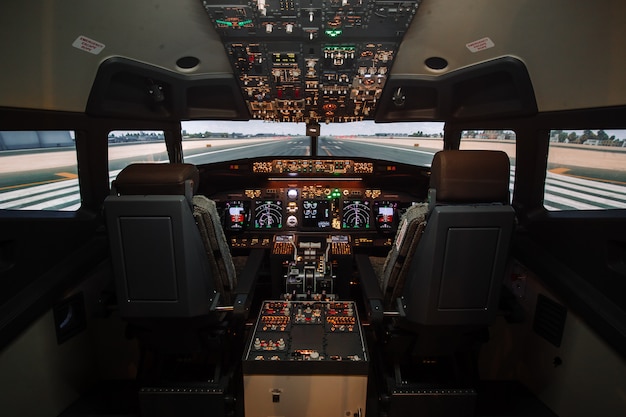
[{"xmin": 1, "ymin": 0, "xmax": 626, "ymax": 118}]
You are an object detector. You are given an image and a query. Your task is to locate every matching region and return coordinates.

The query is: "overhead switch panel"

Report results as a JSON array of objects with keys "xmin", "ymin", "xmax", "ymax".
[{"xmin": 201, "ymin": 0, "xmax": 421, "ymax": 123}]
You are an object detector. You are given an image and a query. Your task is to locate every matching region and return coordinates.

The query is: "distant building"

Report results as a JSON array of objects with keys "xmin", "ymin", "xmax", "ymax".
[
  {"xmin": 0, "ymin": 131, "xmax": 74, "ymax": 151},
  {"xmin": 479, "ymin": 130, "xmax": 516, "ymax": 140}
]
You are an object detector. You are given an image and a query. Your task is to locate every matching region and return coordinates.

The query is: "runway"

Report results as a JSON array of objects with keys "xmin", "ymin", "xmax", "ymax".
[{"xmin": 1, "ymin": 137, "xmax": 625, "ymax": 211}]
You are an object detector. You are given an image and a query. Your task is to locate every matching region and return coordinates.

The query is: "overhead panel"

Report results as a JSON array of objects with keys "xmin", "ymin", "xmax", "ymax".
[{"xmin": 201, "ymin": 0, "xmax": 420, "ymax": 123}]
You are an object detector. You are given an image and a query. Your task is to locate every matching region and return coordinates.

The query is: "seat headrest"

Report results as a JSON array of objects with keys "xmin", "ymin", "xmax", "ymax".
[
  {"xmin": 112, "ymin": 163, "xmax": 199, "ymax": 197},
  {"xmin": 430, "ymin": 150, "xmax": 510, "ymax": 204}
]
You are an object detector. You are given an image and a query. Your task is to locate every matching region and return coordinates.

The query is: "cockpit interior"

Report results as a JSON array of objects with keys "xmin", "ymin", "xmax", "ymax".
[{"xmin": 1, "ymin": 1, "xmax": 626, "ymax": 417}]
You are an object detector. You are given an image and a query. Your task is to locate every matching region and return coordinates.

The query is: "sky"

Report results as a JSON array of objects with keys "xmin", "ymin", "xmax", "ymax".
[{"xmin": 181, "ymin": 120, "xmax": 445, "ymax": 136}]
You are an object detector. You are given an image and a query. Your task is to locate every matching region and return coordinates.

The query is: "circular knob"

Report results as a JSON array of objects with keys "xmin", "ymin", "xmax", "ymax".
[{"xmin": 286, "ymin": 215, "xmax": 298, "ymax": 227}]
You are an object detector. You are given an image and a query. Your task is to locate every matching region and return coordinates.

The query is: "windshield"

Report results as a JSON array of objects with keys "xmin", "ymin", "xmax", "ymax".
[{"xmin": 180, "ymin": 120, "xmax": 444, "ymax": 166}]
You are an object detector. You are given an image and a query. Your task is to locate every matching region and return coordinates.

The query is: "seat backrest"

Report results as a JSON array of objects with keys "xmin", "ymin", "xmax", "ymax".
[
  {"xmin": 191, "ymin": 195, "xmax": 237, "ymax": 302},
  {"xmin": 105, "ymin": 163, "xmax": 234, "ymax": 318},
  {"xmin": 388, "ymin": 150, "xmax": 515, "ymax": 326},
  {"xmin": 380, "ymin": 202, "xmax": 429, "ymax": 308}
]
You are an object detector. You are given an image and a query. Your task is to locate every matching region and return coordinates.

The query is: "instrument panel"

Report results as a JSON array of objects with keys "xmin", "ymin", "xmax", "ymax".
[
  {"xmin": 218, "ymin": 187, "xmax": 410, "ymax": 232},
  {"xmin": 216, "ymin": 179, "xmax": 414, "ymax": 233},
  {"xmin": 200, "ymin": 157, "xmax": 429, "ymax": 249}
]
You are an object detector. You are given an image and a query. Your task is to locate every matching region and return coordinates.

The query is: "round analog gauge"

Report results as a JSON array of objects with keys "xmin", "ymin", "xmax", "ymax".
[{"xmin": 287, "ymin": 188, "xmax": 298, "ymax": 199}]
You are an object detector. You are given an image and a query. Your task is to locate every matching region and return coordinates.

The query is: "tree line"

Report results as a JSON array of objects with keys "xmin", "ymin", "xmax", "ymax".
[{"xmin": 552, "ymin": 129, "xmax": 624, "ymax": 146}]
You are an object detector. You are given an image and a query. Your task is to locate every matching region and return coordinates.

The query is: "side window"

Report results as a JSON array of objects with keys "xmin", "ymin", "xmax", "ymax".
[
  {"xmin": 0, "ymin": 131, "xmax": 79, "ymax": 211},
  {"xmin": 108, "ymin": 131, "xmax": 168, "ymax": 186},
  {"xmin": 459, "ymin": 130, "xmax": 516, "ymax": 203},
  {"xmin": 545, "ymin": 130, "xmax": 626, "ymax": 211}
]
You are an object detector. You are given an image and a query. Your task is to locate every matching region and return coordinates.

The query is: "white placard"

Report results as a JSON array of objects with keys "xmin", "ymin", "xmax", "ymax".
[
  {"xmin": 72, "ymin": 35, "xmax": 105, "ymax": 55},
  {"xmin": 466, "ymin": 37, "xmax": 495, "ymax": 53}
]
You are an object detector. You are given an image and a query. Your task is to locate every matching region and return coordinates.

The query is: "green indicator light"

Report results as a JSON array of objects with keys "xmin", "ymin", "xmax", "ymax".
[
  {"xmin": 325, "ymin": 29, "xmax": 343, "ymax": 38},
  {"xmin": 238, "ymin": 19, "xmax": 253, "ymax": 26},
  {"xmin": 215, "ymin": 19, "xmax": 233, "ymax": 27}
]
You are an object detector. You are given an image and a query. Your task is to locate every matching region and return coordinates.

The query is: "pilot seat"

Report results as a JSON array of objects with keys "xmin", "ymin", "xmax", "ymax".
[
  {"xmin": 104, "ymin": 163, "xmax": 264, "ymax": 417},
  {"xmin": 358, "ymin": 150, "xmax": 516, "ymax": 417}
]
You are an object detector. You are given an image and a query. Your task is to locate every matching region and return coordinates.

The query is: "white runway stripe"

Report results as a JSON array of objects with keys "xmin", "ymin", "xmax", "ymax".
[
  {"xmin": 0, "ymin": 178, "xmax": 79, "ymax": 202},
  {"xmin": 23, "ymin": 192, "xmax": 82, "ymax": 210},
  {"xmin": 546, "ymin": 171, "xmax": 626, "ymax": 193},
  {"xmin": 0, "ymin": 171, "xmax": 120, "ymax": 210},
  {"xmin": 544, "ymin": 172, "xmax": 626, "ymax": 209},
  {"xmin": 545, "ymin": 180, "xmax": 626, "ymax": 203},
  {"xmin": 543, "ymin": 193, "xmax": 601, "ymax": 210},
  {"xmin": 0, "ymin": 182, "xmax": 79, "ymax": 209},
  {"xmin": 545, "ymin": 184, "xmax": 626, "ymax": 208}
]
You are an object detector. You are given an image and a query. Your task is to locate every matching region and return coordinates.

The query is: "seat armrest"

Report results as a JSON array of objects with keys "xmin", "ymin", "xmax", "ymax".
[
  {"xmin": 355, "ymin": 254, "xmax": 384, "ymax": 324},
  {"xmin": 232, "ymin": 249, "xmax": 265, "ymax": 318}
]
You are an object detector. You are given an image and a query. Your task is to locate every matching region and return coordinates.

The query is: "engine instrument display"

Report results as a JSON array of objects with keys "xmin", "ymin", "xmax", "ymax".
[
  {"xmin": 342, "ymin": 200, "xmax": 371, "ymax": 229},
  {"xmin": 254, "ymin": 200, "xmax": 283, "ymax": 229},
  {"xmin": 302, "ymin": 200, "xmax": 331, "ymax": 229}
]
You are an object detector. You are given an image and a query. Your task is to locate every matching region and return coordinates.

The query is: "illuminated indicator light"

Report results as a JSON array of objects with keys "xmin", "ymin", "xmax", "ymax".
[
  {"xmin": 215, "ymin": 20, "xmax": 234, "ymax": 27},
  {"xmin": 325, "ymin": 29, "xmax": 343, "ymax": 38},
  {"xmin": 238, "ymin": 20, "xmax": 253, "ymax": 27},
  {"xmin": 324, "ymin": 46, "xmax": 355, "ymax": 52}
]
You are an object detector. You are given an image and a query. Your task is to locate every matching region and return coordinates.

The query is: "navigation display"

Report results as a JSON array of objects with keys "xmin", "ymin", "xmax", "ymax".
[
  {"xmin": 225, "ymin": 200, "xmax": 249, "ymax": 231},
  {"xmin": 302, "ymin": 200, "xmax": 331, "ymax": 229},
  {"xmin": 342, "ymin": 200, "xmax": 371, "ymax": 229},
  {"xmin": 254, "ymin": 200, "xmax": 283, "ymax": 229}
]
